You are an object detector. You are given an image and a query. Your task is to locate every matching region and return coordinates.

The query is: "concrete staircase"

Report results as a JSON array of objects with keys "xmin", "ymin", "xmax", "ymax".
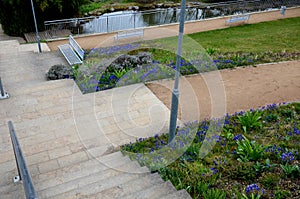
[{"xmin": 0, "ymin": 38, "xmax": 191, "ymax": 198}]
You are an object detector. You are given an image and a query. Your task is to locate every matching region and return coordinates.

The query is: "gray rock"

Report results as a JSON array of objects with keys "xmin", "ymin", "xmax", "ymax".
[
  {"xmin": 46, "ymin": 64, "xmax": 73, "ymax": 80},
  {"xmin": 109, "ymin": 52, "xmax": 152, "ymax": 70}
]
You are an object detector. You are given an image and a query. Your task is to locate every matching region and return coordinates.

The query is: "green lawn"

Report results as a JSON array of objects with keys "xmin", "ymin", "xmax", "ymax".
[{"xmin": 189, "ymin": 17, "xmax": 300, "ymax": 53}]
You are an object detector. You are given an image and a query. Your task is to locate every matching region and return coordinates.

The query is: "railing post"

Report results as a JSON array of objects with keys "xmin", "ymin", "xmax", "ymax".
[
  {"xmin": 106, "ymin": 16, "xmax": 109, "ymax": 33},
  {"xmin": 0, "ymin": 77, "xmax": 9, "ymax": 99},
  {"xmin": 8, "ymin": 121, "xmax": 38, "ymax": 199},
  {"xmin": 134, "ymin": 12, "xmax": 136, "ymax": 29}
]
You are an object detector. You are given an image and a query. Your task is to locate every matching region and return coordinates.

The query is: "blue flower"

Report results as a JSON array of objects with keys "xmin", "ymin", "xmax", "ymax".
[
  {"xmin": 245, "ymin": 184, "xmax": 260, "ymax": 194},
  {"xmin": 286, "ymin": 131, "xmax": 293, "ymax": 136},
  {"xmin": 246, "ymin": 184, "xmax": 265, "ymax": 196},
  {"xmin": 137, "ymin": 153, "xmax": 142, "ymax": 160},
  {"xmin": 265, "ymin": 144, "xmax": 282, "ymax": 154},
  {"xmin": 266, "ymin": 103, "xmax": 277, "ymax": 110},
  {"xmin": 210, "ymin": 167, "xmax": 218, "ymax": 174},
  {"xmin": 294, "ymin": 127, "xmax": 300, "ymax": 135},
  {"xmin": 94, "ymin": 85, "xmax": 99, "ymax": 91},
  {"xmin": 109, "ymin": 74, "xmax": 117, "ymax": 80},
  {"xmin": 281, "ymin": 152, "xmax": 295, "ymax": 162},
  {"xmin": 179, "ymin": 140, "xmax": 184, "ymax": 148},
  {"xmin": 233, "ymin": 134, "xmax": 244, "ymax": 141}
]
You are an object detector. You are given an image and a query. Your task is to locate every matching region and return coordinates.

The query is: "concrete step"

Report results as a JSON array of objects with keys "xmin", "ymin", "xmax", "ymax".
[
  {"xmin": 1, "ymin": 52, "xmax": 67, "ymax": 92},
  {"xmin": 91, "ymin": 172, "xmax": 164, "ymax": 199},
  {"xmin": 0, "ymin": 40, "xmax": 20, "ymax": 54},
  {"xmin": 0, "ymin": 186, "xmax": 25, "ymax": 199},
  {"xmin": 0, "ymin": 152, "xmax": 127, "ymax": 195},
  {"xmin": 47, "ymin": 167, "xmax": 149, "ymax": 199},
  {"xmin": 161, "ymin": 189, "xmax": 192, "ymax": 199},
  {"xmin": 120, "ymin": 180, "xmax": 177, "ymax": 199},
  {"xmin": 16, "ymin": 79, "xmax": 75, "ymax": 95},
  {"xmin": 36, "ymin": 155, "xmax": 147, "ymax": 192}
]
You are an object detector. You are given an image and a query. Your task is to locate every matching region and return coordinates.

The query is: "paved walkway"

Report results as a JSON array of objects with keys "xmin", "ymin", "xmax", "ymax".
[
  {"xmin": 0, "ymin": 30, "xmax": 178, "ymax": 197},
  {"xmin": 147, "ymin": 61, "xmax": 300, "ymax": 123}
]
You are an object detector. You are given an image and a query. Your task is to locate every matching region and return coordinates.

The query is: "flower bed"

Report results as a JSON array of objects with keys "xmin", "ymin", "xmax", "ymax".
[
  {"xmin": 121, "ymin": 102, "xmax": 300, "ymax": 198},
  {"xmin": 73, "ymin": 43, "xmax": 299, "ymax": 94}
]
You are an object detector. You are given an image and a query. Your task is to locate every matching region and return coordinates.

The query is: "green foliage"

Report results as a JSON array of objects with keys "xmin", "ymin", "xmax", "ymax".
[
  {"xmin": 280, "ymin": 109, "xmax": 295, "ymax": 119},
  {"xmin": 238, "ymin": 111, "xmax": 262, "ymax": 133},
  {"xmin": 194, "ymin": 181, "xmax": 209, "ymax": 196},
  {"xmin": 112, "ymin": 68, "xmax": 127, "ymax": 79},
  {"xmin": 265, "ymin": 113, "xmax": 279, "ymax": 122},
  {"xmin": 294, "ymin": 103, "xmax": 300, "ymax": 114},
  {"xmin": 0, "ymin": 0, "xmax": 87, "ymax": 36},
  {"xmin": 280, "ymin": 163, "xmax": 300, "ymax": 178},
  {"xmin": 253, "ymin": 159, "xmax": 277, "ymax": 173},
  {"xmin": 202, "ymin": 188, "xmax": 226, "ymax": 199},
  {"xmin": 72, "ymin": 64, "xmax": 80, "ymax": 79},
  {"xmin": 259, "ymin": 173, "xmax": 280, "ymax": 189},
  {"xmin": 206, "ymin": 47, "xmax": 217, "ymax": 55},
  {"xmin": 80, "ymin": 1, "xmax": 110, "ymax": 14},
  {"xmin": 274, "ymin": 188, "xmax": 291, "ymax": 199},
  {"xmin": 231, "ymin": 162, "xmax": 257, "ymax": 181},
  {"xmin": 236, "ymin": 136, "xmax": 266, "ymax": 162},
  {"xmin": 242, "ymin": 193, "xmax": 262, "ymax": 199},
  {"xmin": 221, "ymin": 128, "xmax": 234, "ymax": 140},
  {"xmin": 134, "ymin": 0, "xmax": 155, "ymax": 3}
]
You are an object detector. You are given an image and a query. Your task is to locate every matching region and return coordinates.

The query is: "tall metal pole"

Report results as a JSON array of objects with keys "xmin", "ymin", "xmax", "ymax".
[
  {"xmin": 168, "ymin": 0, "xmax": 186, "ymax": 143},
  {"xmin": 30, "ymin": 0, "xmax": 42, "ymax": 53}
]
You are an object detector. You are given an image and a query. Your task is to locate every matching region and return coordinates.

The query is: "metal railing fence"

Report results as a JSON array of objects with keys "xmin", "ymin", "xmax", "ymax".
[
  {"xmin": 9, "ymin": 121, "xmax": 38, "ymax": 199},
  {"xmin": 44, "ymin": 0, "xmax": 300, "ymax": 36},
  {"xmin": 0, "ymin": 77, "xmax": 9, "ymax": 99}
]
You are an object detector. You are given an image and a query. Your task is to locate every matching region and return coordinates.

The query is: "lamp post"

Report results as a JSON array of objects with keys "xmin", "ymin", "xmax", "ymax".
[
  {"xmin": 30, "ymin": 0, "xmax": 42, "ymax": 53},
  {"xmin": 168, "ymin": 0, "xmax": 186, "ymax": 143}
]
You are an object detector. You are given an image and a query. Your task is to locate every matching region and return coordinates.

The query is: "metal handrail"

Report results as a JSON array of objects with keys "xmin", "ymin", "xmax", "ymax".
[
  {"xmin": 8, "ymin": 121, "xmax": 38, "ymax": 199},
  {"xmin": 0, "ymin": 77, "xmax": 9, "ymax": 99}
]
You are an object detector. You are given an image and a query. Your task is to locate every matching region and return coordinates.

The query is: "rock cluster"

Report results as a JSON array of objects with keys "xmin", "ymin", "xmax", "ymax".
[
  {"xmin": 109, "ymin": 52, "xmax": 152, "ymax": 71},
  {"xmin": 46, "ymin": 64, "xmax": 73, "ymax": 80}
]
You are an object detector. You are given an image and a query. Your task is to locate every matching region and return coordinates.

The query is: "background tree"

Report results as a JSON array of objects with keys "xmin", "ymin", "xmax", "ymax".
[{"xmin": 0, "ymin": 0, "xmax": 87, "ymax": 36}]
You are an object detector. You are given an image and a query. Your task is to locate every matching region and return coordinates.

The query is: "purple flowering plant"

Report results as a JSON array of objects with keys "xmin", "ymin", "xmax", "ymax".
[
  {"xmin": 72, "ymin": 42, "xmax": 298, "ymax": 94},
  {"xmin": 122, "ymin": 102, "xmax": 300, "ymax": 198},
  {"xmin": 242, "ymin": 183, "xmax": 265, "ymax": 199}
]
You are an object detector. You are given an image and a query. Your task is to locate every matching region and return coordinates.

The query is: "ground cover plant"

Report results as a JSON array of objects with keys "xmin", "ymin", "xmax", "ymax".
[
  {"xmin": 72, "ymin": 17, "xmax": 300, "ymax": 93},
  {"xmin": 121, "ymin": 102, "xmax": 300, "ymax": 199}
]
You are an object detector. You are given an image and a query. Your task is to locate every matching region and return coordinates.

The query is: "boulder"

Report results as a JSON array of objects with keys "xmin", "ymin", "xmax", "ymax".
[
  {"xmin": 109, "ymin": 52, "xmax": 152, "ymax": 71},
  {"xmin": 46, "ymin": 64, "xmax": 73, "ymax": 80}
]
